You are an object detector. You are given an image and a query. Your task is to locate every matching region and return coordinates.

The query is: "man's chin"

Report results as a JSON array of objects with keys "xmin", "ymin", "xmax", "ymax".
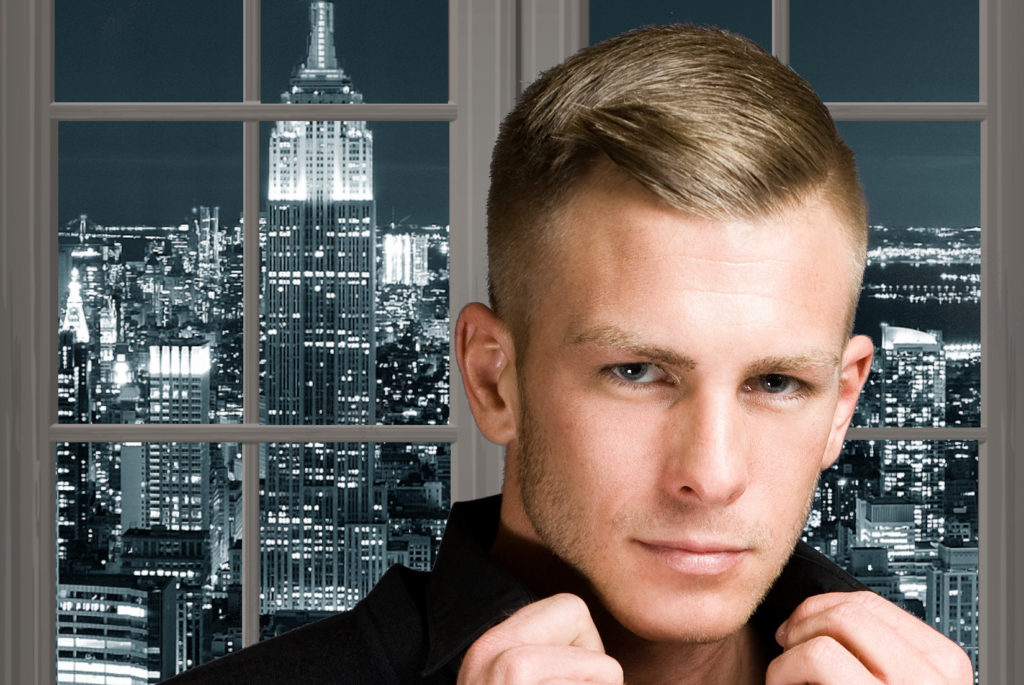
[
  {"xmin": 594, "ymin": 585, "xmax": 760, "ymax": 646},
  {"xmin": 623, "ymin": 610, "xmax": 751, "ymax": 645}
]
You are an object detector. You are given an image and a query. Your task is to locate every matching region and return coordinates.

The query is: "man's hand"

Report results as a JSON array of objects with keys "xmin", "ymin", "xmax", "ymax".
[
  {"xmin": 457, "ymin": 593, "xmax": 625, "ymax": 684},
  {"xmin": 767, "ymin": 591, "xmax": 974, "ymax": 684}
]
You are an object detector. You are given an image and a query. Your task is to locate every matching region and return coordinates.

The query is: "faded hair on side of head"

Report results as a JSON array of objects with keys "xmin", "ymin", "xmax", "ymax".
[{"xmin": 486, "ymin": 24, "xmax": 867, "ymax": 348}]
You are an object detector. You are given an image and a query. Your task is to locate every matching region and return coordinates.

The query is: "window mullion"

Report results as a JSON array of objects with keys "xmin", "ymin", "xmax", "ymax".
[
  {"xmin": 826, "ymin": 102, "xmax": 987, "ymax": 121},
  {"xmin": 242, "ymin": 442, "xmax": 260, "ymax": 647},
  {"xmin": 242, "ymin": 0, "xmax": 260, "ymax": 649},
  {"xmin": 772, "ymin": 0, "xmax": 790, "ymax": 65},
  {"xmin": 518, "ymin": 0, "xmax": 588, "ymax": 92},
  {"xmin": 47, "ymin": 423, "xmax": 457, "ymax": 443},
  {"xmin": 986, "ymin": 0, "xmax": 1024, "ymax": 681},
  {"xmin": 47, "ymin": 102, "xmax": 458, "ymax": 121},
  {"xmin": 845, "ymin": 427, "xmax": 987, "ymax": 442},
  {"xmin": 450, "ymin": 0, "xmax": 517, "ymax": 501},
  {"xmin": 244, "ymin": 0, "xmax": 260, "ymax": 104}
]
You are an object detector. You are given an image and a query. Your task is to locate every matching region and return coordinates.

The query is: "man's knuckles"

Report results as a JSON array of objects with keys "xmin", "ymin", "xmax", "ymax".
[
  {"xmin": 457, "ymin": 595, "xmax": 619, "ymax": 684},
  {"xmin": 781, "ymin": 596, "xmax": 876, "ymax": 649},
  {"xmin": 767, "ymin": 635, "xmax": 867, "ymax": 684},
  {"xmin": 496, "ymin": 594, "xmax": 603, "ymax": 650},
  {"xmin": 785, "ymin": 591, "xmax": 879, "ymax": 626},
  {"xmin": 491, "ymin": 645, "xmax": 554, "ymax": 682},
  {"xmin": 461, "ymin": 643, "xmax": 623, "ymax": 684},
  {"xmin": 798, "ymin": 635, "xmax": 850, "ymax": 666}
]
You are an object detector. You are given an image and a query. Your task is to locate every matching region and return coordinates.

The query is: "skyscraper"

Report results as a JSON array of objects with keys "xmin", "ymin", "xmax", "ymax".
[
  {"xmin": 143, "ymin": 343, "xmax": 212, "ymax": 531},
  {"xmin": 878, "ymin": 323, "xmax": 946, "ymax": 428},
  {"xmin": 261, "ymin": 1, "xmax": 386, "ymax": 614},
  {"xmin": 58, "ymin": 271, "xmax": 93, "ymax": 563},
  {"xmin": 927, "ymin": 543, "xmax": 979, "ymax": 672},
  {"xmin": 876, "ymin": 324, "xmax": 949, "ymax": 539}
]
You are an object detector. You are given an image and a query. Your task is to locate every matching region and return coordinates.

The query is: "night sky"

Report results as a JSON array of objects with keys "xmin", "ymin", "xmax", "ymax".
[
  {"xmin": 57, "ymin": 1, "xmax": 978, "ymax": 230},
  {"xmin": 56, "ymin": 0, "xmax": 448, "ymax": 227}
]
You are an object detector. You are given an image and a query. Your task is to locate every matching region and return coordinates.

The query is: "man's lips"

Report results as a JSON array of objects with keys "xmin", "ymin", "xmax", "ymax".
[{"xmin": 636, "ymin": 539, "xmax": 748, "ymax": 575}]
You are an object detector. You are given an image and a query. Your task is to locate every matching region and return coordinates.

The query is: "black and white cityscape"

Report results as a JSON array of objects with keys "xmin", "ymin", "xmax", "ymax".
[{"xmin": 54, "ymin": 3, "xmax": 979, "ymax": 683}]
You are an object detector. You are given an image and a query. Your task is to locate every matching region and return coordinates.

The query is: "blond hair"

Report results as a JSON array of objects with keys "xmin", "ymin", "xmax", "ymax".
[{"xmin": 486, "ymin": 24, "xmax": 866, "ymax": 345}]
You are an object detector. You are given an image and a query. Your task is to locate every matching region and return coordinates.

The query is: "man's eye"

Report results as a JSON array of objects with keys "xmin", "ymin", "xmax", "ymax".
[
  {"xmin": 608, "ymin": 363, "xmax": 667, "ymax": 384},
  {"xmin": 749, "ymin": 373, "xmax": 800, "ymax": 394}
]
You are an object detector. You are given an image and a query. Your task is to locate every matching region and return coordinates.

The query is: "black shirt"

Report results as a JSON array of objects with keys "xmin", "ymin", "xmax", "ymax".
[{"xmin": 161, "ymin": 495, "xmax": 867, "ymax": 684}]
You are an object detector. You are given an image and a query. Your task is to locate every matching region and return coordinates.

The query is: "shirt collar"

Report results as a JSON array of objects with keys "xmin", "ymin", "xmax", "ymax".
[
  {"xmin": 422, "ymin": 495, "xmax": 536, "ymax": 676},
  {"xmin": 421, "ymin": 495, "xmax": 866, "ymax": 676}
]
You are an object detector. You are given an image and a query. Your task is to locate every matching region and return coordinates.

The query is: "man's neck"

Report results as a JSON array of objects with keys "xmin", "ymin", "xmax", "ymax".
[
  {"xmin": 597, "ymin": 610, "xmax": 768, "ymax": 685},
  {"xmin": 490, "ymin": 519, "xmax": 769, "ymax": 685}
]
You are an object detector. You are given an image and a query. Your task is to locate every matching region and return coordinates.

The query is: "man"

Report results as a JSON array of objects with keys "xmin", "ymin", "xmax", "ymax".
[{"xmin": 164, "ymin": 24, "xmax": 973, "ymax": 684}]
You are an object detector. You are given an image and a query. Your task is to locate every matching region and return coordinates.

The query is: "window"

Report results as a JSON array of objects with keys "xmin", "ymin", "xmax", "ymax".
[
  {"xmin": 1, "ymin": 0, "xmax": 1022, "ymax": 682},
  {"xmin": 46, "ymin": 0, "xmax": 462, "ymax": 677}
]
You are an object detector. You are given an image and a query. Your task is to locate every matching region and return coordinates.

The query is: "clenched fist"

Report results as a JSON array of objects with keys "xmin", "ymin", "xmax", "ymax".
[{"xmin": 457, "ymin": 594, "xmax": 625, "ymax": 684}]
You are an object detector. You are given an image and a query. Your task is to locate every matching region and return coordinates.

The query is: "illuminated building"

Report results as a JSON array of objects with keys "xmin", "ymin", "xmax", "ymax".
[
  {"xmin": 261, "ymin": 1, "xmax": 385, "ymax": 613},
  {"xmin": 57, "ymin": 575, "xmax": 177, "ymax": 684},
  {"xmin": 927, "ymin": 543, "xmax": 979, "ymax": 672},
  {"xmin": 58, "ymin": 272, "xmax": 93, "ymax": 563},
  {"xmin": 382, "ymin": 232, "xmax": 431, "ymax": 286},
  {"xmin": 142, "ymin": 343, "xmax": 212, "ymax": 531},
  {"xmin": 856, "ymin": 496, "xmax": 917, "ymax": 562},
  {"xmin": 879, "ymin": 324, "xmax": 946, "ymax": 428},
  {"xmin": 849, "ymin": 546, "xmax": 903, "ymax": 602}
]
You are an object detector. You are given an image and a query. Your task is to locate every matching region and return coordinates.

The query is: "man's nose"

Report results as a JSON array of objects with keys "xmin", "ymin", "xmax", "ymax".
[{"xmin": 662, "ymin": 390, "xmax": 749, "ymax": 506}]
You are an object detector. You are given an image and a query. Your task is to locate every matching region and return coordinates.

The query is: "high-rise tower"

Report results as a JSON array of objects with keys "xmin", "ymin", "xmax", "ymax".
[
  {"xmin": 261, "ymin": 1, "xmax": 385, "ymax": 614},
  {"xmin": 58, "ymin": 271, "xmax": 93, "ymax": 564},
  {"xmin": 142, "ymin": 343, "xmax": 212, "ymax": 531},
  {"xmin": 875, "ymin": 324, "xmax": 948, "ymax": 539}
]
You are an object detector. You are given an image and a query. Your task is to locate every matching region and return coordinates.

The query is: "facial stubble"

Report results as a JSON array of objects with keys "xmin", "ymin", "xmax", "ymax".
[{"xmin": 515, "ymin": 392, "xmax": 819, "ymax": 644}]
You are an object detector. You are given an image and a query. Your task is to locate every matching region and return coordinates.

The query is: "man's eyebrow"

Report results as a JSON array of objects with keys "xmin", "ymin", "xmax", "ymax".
[
  {"xmin": 568, "ymin": 326, "xmax": 841, "ymax": 376},
  {"xmin": 744, "ymin": 353, "xmax": 842, "ymax": 377},
  {"xmin": 567, "ymin": 326, "xmax": 697, "ymax": 370}
]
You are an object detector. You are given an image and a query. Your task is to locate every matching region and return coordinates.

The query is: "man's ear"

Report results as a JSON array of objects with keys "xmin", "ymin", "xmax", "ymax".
[
  {"xmin": 455, "ymin": 302, "xmax": 519, "ymax": 445},
  {"xmin": 821, "ymin": 334, "xmax": 875, "ymax": 470}
]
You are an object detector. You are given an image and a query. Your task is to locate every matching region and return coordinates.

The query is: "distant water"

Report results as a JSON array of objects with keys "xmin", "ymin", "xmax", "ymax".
[{"xmin": 854, "ymin": 262, "xmax": 980, "ymax": 344}]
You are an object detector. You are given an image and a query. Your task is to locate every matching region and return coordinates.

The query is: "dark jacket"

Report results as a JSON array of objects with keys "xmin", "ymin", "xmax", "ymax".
[{"xmin": 161, "ymin": 495, "xmax": 867, "ymax": 684}]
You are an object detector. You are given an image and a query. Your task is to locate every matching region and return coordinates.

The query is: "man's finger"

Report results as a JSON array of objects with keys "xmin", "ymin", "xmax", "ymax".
[
  {"xmin": 766, "ymin": 635, "xmax": 878, "ymax": 685},
  {"xmin": 457, "ymin": 594, "xmax": 623, "ymax": 684},
  {"xmin": 482, "ymin": 644, "xmax": 624, "ymax": 684},
  {"xmin": 780, "ymin": 592, "xmax": 953, "ymax": 654},
  {"xmin": 778, "ymin": 592, "xmax": 973, "ymax": 684},
  {"xmin": 480, "ymin": 593, "xmax": 607, "ymax": 653},
  {"xmin": 776, "ymin": 593, "xmax": 919, "ymax": 679}
]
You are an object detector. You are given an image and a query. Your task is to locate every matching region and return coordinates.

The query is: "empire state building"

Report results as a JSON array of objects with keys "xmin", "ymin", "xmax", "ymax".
[{"xmin": 261, "ymin": 1, "xmax": 386, "ymax": 614}]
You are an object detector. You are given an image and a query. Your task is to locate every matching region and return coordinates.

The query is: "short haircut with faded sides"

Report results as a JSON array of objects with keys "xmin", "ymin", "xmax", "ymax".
[{"xmin": 486, "ymin": 24, "xmax": 867, "ymax": 350}]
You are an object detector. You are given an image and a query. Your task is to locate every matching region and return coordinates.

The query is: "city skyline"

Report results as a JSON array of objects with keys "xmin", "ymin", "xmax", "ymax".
[
  {"xmin": 56, "ymin": 0, "xmax": 448, "ymax": 227},
  {"xmin": 56, "ymin": 4, "xmax": 453, "ymax": 679}
]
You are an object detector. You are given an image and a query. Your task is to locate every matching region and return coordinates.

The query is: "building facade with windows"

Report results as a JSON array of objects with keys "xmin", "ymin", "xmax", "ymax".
[{"xmin": 260, "ymin": 1, "xmax": 384, "ymax": 614}]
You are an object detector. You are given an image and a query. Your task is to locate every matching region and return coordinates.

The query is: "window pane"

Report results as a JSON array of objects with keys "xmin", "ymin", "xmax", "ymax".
[
  {"xmin": 791, "ymin": 0, "xmax": 978, "ymax": 102},
  {"xmin": 804, "ymin": 440, "xmax": 978, "ymax": 677},
  {"xmin": 58, "ymin": 123, "xmax": 244, "ymax": 425},
  {"xmin": 55, "ymin": 1, "xmax": 241, "ymax": 102},
  {"xmin": 845, "ymin": 122, "xmax": 980, "ymax": 427},
  {"xmin": 58, "ymin": 442, "xmax": 244, "ymax": 681},
  {"xmin": 590, "ymin": 0, "xmax": 770, "ymax": 51},
  {"xmin": 259, "ymin": 120, "xmax": 450, "ymax": 426},
  {"xmin": 261, "ymin": 0, "xmax": 447, "ymax": 104},
  {"xmin": 259, "ymin": 442, "xmax": 450, "ymax": 632}
]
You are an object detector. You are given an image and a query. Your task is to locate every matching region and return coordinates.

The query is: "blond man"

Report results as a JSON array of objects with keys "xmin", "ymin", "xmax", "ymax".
[{"xmin": 163, "ymin": 24, "xmax": 973, "ymax": 685}]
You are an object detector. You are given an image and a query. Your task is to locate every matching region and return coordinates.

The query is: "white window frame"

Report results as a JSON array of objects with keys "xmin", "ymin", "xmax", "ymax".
[{"xmin": 1, "ymin": 0, "xmax": 1021, "ymax": 682}]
